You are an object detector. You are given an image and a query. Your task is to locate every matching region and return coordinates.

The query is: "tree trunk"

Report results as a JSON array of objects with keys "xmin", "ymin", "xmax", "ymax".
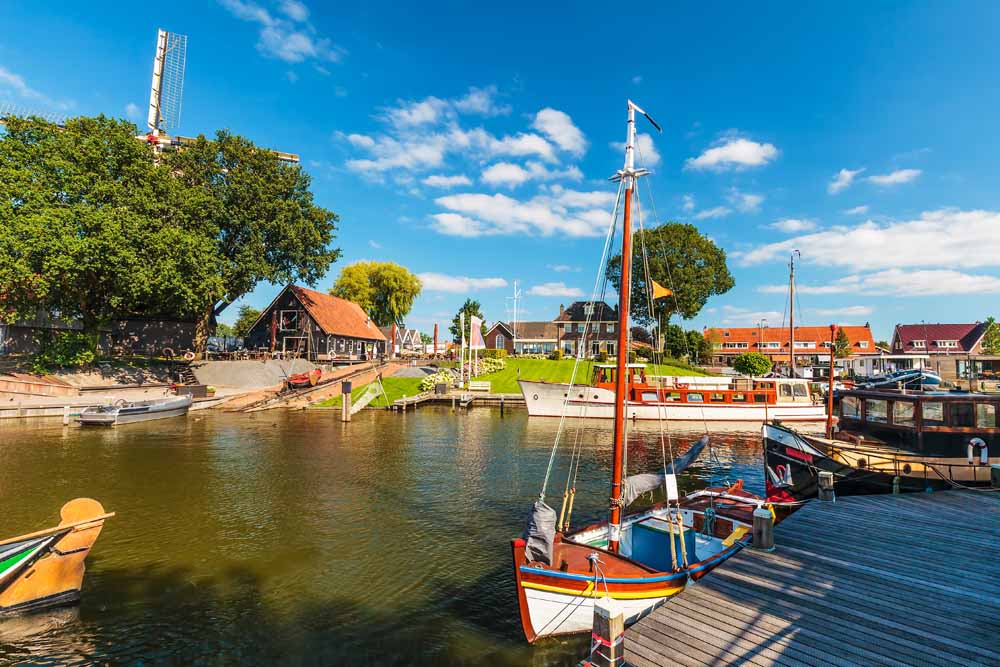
[{"xmin": 192, "ymin": 303, "xmax": 216, "ymax": 359}]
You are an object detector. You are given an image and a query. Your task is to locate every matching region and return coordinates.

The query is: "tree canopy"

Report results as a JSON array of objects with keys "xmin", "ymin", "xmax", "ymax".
[
  {"xmin": 982, "ymin": 317, "xmax": 1000, "ymax": 355},
  {"xmin": 834, "ymin": 328, "xmax": 852, "ymax": 358},
  {"xmin": 330, "ymin": 261, "xmax": 422, "ymax": 327},
  {"xmin": 449, "ymin": 298, "xmax": 486, "ymax": 343},
  {"xmin": 0, "ymin": 115, "xmax": 221, "ymax": 337},
  {"xmin": 232, "ymin": 305, "xmax": 262, "ymax": 338},
  {"xmin": 606, "ymin": 222, "xmax": 734, "ymax": 326},
  {"xmin": 732, "ymin": 352, "xmax": 773, "ymax": 377}
]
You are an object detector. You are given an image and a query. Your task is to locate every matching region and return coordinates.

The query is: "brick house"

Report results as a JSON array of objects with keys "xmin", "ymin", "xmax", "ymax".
[
  {"xmin": 244, "ymin": 285, "xmax": 387, "ymax": 361},
  {"xmin": 704, "ymin": 324, "xmax": 877, "ymax": 368},
  {"xmin": 554, "ymin": 301, "xmax": 620, "ymax": 357},
  {"xmin": 890, "ymin": 322, "xmax": 994, "ymax": 383},
  {"xmin": 484, "ymin": 321, "xmax": 560, "ymax": 355}
]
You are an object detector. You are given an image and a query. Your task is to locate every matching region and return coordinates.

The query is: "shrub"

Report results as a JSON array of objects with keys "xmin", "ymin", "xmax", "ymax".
[
  {"xmin": 478, "ymin": 357, "xmax": 506, "ymax": 374},
  {"xmin": 30, "ymin": 331, "xmax": 96, "ymax": 374},
  {"xmin": 483, "ymin": 349, "xmax": 507, "ymax": 360},
  {"xmin": 596, "ymin": 350, "xmax": 609, "ymax": 363},
  {"xmin": 628, "ymin": 351, "xmax": 637, "ymax": 363},
  {"xmin": 732, "ymin": 352, "xmax": 773, "ymax": 377},
  {"xmin": 419, "ymin": 370, "xmax": 455, "ymax": 392},
  {"xmin": 548, "ymin": 349, "xmax": 563, "ymax": 361}
]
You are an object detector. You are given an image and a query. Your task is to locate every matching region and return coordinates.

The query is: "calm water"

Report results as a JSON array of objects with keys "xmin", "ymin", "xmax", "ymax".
[{"xmin": 0, "ymin": 408, "xmax": 763, "ymax": 666}]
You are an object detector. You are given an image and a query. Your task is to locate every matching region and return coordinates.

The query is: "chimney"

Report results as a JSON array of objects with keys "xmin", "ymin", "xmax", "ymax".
[{"xmin": 559, "ymin": 304, "xmax": 565, "ymax": 317}]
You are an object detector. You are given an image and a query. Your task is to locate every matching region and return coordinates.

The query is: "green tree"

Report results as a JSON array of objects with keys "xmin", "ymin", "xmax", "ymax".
[
  {"xmin": 232, "ymin": 305, "xmax": 262, "ymax": 338},
  {"xmin": 0, "ymin": 115, "xmax": 221, "ymax": 347},
  {"xmin": 420, "ymin": 332, "xmax": 433, "ymax": 345},
  {"xmin": 165, "ymin": 130, "xmax": 340, "ymax": 349},
  {"xmin": 330, "ymin": 261, "xmax": 422, "ymax": 327},
  {"xmin": 686, "ymin": 330, "xmax": 712, "ymax": 364},
  {"xmin": 214, "ymin": 322, "xmax": 236, "ymax": 337},
  {"xmin": 732, "ymin": 352, "xmax": 773, "ymax": 377},
  {"xmin": 834, "ymin": 327, "xmax": 852, "ymax": 358},
  {"xmin": 982, "ymin": 317, "xmax": 1000, "ymax": 355},
  {"xmin": 606, "ymin": 222, "xmax": 734, "ymax": 326},
  {"xmin": 663, "ymin": 324, "xmax": 689, "ymax": 358},
  {"xmin": 875, "ymin": 340, "xmax": 890, "ymax": 350},
  {"xmin": 449, "ymin": 299, "xmax": 486, "ymax": 343}
]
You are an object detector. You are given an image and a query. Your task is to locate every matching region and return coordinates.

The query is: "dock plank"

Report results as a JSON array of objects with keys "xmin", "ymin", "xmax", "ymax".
[{"xmin": 623, "ymin": 490, "xmax": 1000, "ymax": 667}]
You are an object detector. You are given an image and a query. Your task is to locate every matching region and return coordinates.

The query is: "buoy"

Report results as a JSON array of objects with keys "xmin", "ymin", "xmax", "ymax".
[{"xmin": 968, "ymin": 438, "xmax": 988, "ymax": 465}]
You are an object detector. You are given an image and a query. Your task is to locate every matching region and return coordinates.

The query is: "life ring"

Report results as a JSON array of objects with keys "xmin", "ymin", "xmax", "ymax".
[
  {"xmin": 183, "ymin": 351, "xmax": 196, "ymax": 361},
  {"xmin": 968, "ymin": 438, "xmax": 989, "ymax": 464},
  {"xmin": 162, "ymin": 347, "xmax": 175, "ymax": 359}
]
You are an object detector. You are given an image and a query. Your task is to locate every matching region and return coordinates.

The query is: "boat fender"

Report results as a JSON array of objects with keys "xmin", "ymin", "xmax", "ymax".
[
  {"xmin": 183, "ymin": 351, "xmax": 196, "ymax": 361},
  {"xmin": 968, "ymin": 438, "xmax": 988, "ymax": 465}
]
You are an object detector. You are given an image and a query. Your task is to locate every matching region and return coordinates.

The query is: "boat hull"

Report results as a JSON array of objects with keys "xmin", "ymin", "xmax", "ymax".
[
  {"xmin": 763, "ymin": 423, "xmax": 1000, "ymax": 503},
  {"xmin": 79, "ymin": 395, "xmax": 192, "ymax": 426},
  {"xmin": 520, "ymin": 380, "xmax": 827, "ymax": 422}
]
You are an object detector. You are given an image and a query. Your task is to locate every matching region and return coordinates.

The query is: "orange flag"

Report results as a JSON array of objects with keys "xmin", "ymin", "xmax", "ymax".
[{"xmin": 652, "ymin": 280, "xmax": 673, "ymax": 299}]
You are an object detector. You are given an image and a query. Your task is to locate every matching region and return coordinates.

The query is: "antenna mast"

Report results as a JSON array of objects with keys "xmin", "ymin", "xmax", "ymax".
[{"xmin": 788, "ymin": 250, "xmax": 801, "ymax": 378}]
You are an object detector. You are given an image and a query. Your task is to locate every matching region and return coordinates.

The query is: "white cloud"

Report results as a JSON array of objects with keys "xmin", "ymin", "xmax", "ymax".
[
  {"xmin": 125, "ymin": 102, "xmax": 141, "ymax": 120},
  {"xmin": 548, "ymin": 264, "xmax": 579, "ymax": 272},
  {"xmin": 383, "ymin": 96, "xmax": 449, "ymax": 126},
  {"xmin": 811, "ymin": 305, "xmax": 873, "ymax": 317},
  {"xmin": 828, "ymin": 168, "xmax": 864, "ymax": 194},
  {"xmin": 694, "ymin": 206, "xmax": 731, "ymax": 220},
  {"xmin": 532, "ymin": 108, "xmax": 587, "ymax": 157},
  {"xmin": 727, "ymin": 188, "xmax": 763, "ymax": 213},
  {"xmin": 422, "ymin": 174, "xmax": 472, "ymax": 188},
  {"xmin": 685, "ymin": 136, "xmax": 778, "ymax": 171},
  {"xmin": 682, "ymin": 194, "xmax": 695, "ymax": 212},
  {"xmin": 0, "ymin": 65, "xmax": 71, "ymax": 111},
  {"xmin": 769, "ymin": 218, "xmax": 817, "ymax": 233},
  {"xmin": 868, "ymin": 169, "xmax": 921, "ymax": 186},
  {"xmin": 218, "ymin": 0, "xmax": 344, "ymax": 64},
  {"xmin": 528, "ymin": 282, "xmax": 585, "ymax": 297},
  {"xmin": 719, "ymin": 305, "xmax": 784, "ymax": 325},
  {"xmin": 760, "ymin": 268, "xmax": 1000, "ymax": 297},
  {"xmin": 609, "ymin": 133, "xmax": 660, "ymax": 167},
  {"xmin": 844, "ymin": 205, "xmax": 869, "ymax": 215},
  {"xmin": 481, "ymin": 161, "xmax": 583, "ymax": 188},
  {"xmin": 632, "ymin": 75, "xmax": 642, "ymax": 85},
  {"xmin": 432, "ymin": 186, "xmax": 615, "ymax": 238},
  {"xmin": 368, "ymin": 239, "xmax": 383, "ymax": 249},
  {"xmin": 738, "ymin": 209, "xmax": 1000, "ymax": 270},
  {"xmin": 417, "ymin": 272, "xmax": 508, "ymax": 292},
  {"xmin": 454, "ymin": 85, "xmax": 511, "ymax": 116}
]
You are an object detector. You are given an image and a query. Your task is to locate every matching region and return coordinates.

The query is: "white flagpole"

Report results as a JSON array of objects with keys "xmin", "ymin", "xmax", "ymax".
[{"xmin": 460, "ymin": 312, "xmax": 466, "ymax": 388}]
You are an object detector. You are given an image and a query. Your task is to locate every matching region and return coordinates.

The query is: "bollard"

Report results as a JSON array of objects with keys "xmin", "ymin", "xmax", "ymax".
[
  {"xmin": 451, "ymin": 395, "xmax": 456, "ymax": 411},
  {"xmin": 892, "ymin": 476, "xmax": 901, "ymax": 494},
  {"xmin": 818, "ymin": 471, "xmax": 835, "ymax": 501},
  {"xmin": 587, "ymin": 597, "xmax": 625, "ymax": 667},
  {"xmin": 63, "ymin": 404, "xmax": 70, "ymax": 426},
  {"xmin": 500, "ymin": 396, "xmax": 505, "ymax": 417},
  {"xmin": 751, "ymin": 507, "xmax": 775, "ymax": 551},
  {"xmin": 340, "ymin": 380, "xmax": 352, "ymax": 423}
]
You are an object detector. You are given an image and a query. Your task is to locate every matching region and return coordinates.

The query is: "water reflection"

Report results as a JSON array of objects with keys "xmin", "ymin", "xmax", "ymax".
[{"xmin": 0, "ymin": 408, "xmax": 763, "ymax": 665}]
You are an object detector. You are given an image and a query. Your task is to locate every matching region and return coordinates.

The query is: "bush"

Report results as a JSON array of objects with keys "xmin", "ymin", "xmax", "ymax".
[
  {"xmin": 478, "ymin": 357, "xmax": 506, "ymax": 374},
  {"xmin": 483, "ymin": 349, "xmax": 507, "ymax": 360},
  {"xmin": 732, "ymin": 352, "xmax": 773, "ymax": 377},
  {"xmin": 596, "ymin": 350, "xmax": 609, "ymax": 363},
  {"xmin": 30, "ymin": 331, "xmax": 96, "ymax": 374},
  {"xmin": 628, "ymin": 351, "xmax": 637, "ymax": 363},
  {"xmin": 419, "ymin": 370, "xmax": 455, "ymax": 392},
  {"xmin": 548, "ymin": 349, "xmax": 563, "ymax": 361}
]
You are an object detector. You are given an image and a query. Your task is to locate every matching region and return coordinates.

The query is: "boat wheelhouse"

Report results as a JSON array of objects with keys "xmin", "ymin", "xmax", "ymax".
[{"xmin": 520, "ymin": 364, "xmax": 826, "ymax": 423}]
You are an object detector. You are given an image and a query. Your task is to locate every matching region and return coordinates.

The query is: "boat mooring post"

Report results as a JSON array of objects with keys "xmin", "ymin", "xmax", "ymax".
[
  {"xmin": 587, "ymin": 597, "xmax": 625, "ymax": 667},
  {"xmin": 751, "ymin": 507, "xmax": 775, "ymax": 551},
  {"xmin": 500, "ymin": 396, "xmax": 504, "ymax": 417},
  {"xmin": 892, "ymin": 476, "xmax": 901, "ymax": 494},
  {"xmin": 818, "ymin": 471, "xmax": 835, "ymax": 501},
  {"xmin": 63, "ymin": 404, "xmax": 70, "ymax": 426},
  {"xmin": 340, "ymin": 380, "xmax": 352, "ymax": 422}
]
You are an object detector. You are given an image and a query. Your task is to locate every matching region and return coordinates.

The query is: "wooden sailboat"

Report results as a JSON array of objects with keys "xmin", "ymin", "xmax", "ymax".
[
  {"xmin": 510, "ymin": 101, "xmax": 764, "ymax": 642},
  {"xmin": 0, "ymin": 499, "xmax": 113, "ymax": 615}
]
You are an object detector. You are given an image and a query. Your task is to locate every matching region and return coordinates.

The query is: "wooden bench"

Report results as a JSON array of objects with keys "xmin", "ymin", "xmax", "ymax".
[{"xmin": 468, "ymin": 381, "xmax": 491, "ymax": 393}]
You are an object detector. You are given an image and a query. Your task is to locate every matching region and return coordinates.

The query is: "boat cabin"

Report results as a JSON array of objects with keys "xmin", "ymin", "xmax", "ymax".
[
  {"xmin": 590, "ymin": 364, "xmax": 815, "ymax": 406},
  {"xmin": 837, "ymin": 388, "xmax": 1000, "ymax": 454}
]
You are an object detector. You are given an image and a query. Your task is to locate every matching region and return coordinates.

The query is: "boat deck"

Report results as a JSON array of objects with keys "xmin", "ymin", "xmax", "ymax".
[{"xmin": 624, "ymin": 490, "xmax": 1000, "ymax": 667}]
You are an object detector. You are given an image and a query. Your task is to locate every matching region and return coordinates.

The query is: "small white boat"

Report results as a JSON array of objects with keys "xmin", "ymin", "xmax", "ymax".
[{"xmin": 78, "ymin": 395, "xmax": 192, "ymax": 426}]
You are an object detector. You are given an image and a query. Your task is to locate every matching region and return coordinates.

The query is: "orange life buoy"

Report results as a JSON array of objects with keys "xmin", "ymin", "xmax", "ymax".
[{"xmin": 183, "ymin": 351, "xmax": 196, "ymax": 361}]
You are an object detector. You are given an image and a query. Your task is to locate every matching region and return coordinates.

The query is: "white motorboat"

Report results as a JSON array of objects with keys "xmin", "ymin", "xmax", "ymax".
[{"xmin": 78, "ymin": 395, "xmax": 192, "ymax": 426}]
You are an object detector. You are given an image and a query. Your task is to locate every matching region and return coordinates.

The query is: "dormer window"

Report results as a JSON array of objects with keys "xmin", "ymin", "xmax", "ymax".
[
  {"xmin": 911, "ymin": 340, "xmax": 926, "ymax": 349},
  {"xmin": 858, "ymin": 341, "xmax": 869, "ymax": 349},
  {"xmin": 723, "ymin": 332, "xmax": 730, "ymax": 337},
  {"xmin": 935, "ymin": 340, "xmax": 958, "ymax": 348},
  {"xmin": 584, "ymin": 303, "xmax": 595, "ymax": 316}
]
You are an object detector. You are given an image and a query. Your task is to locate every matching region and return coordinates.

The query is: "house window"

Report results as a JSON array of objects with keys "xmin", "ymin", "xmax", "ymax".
[
  {"xmin": 793, "ymin": 341, "xmax": 815, "ymax": 349},
  {"xmin": 911, "ymin": 340, "xmax": 926, "ymax": 349},
  {"xmin": 592, "ymin": 341, "xmax": 601, "ymax": 357},
  {"xmin": 723, "ymin": 331, "xmax": 730, "ymax": 337},
  {"xmin": 606, "ymin": 342, "xmax": 616, "ymax": 357},
  {"xmin": 759, "ymin": 341, "xmax": 780, "ymax": 349},
  {"xmin": 584, "ymin": 303, "xmax": 595, "ymax": 316},
  {"xmin": 280, "ymin": 310, "xmax": 299, "ymax": 331},
  {"xmin": 723, "ymin": 342, "xmax": 748, "ymax": 349},
  {"xmin": 575, "ymin": 323, "xmax": 583, "ymax": 333},
  {"xmin": 495, "ymin": 333, "xmax": 505, "ymax": 349},
  {"xmin": 606, "ymin": 323, "xmax": 614, "ymax": 333},
  {"xmin": 935, "ymin": 340, "xmax": 958, "ymax": 349},
  {"xmin": 858, "ymin": 341, "xmax": 869, "ymax": 349},
  {"xmin": 821, "ymin": 341, "xmax": 832, "ymax": 348}
]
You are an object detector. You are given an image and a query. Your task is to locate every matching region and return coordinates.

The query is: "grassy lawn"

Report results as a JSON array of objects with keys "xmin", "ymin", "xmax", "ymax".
[
  {"xmin": 472, "ymin": 358, "xmax": 707, "ymax": 394},
  {"xmin": 314, "ymin": 376, "xmax": 424, "ymax": 408}
]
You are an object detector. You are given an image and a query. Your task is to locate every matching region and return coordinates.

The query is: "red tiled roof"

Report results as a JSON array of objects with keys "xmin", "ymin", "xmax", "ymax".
[
  {"xmin": 291, "ymin": 286, "xmax": 386, "ymax": 341},
  {"xmin": 892, "ymin": 322, "xmax": 985, "ymax": 353},
  {"xmin": 704, "ymin": 325, "xmax": 876, "ymax": 349}
]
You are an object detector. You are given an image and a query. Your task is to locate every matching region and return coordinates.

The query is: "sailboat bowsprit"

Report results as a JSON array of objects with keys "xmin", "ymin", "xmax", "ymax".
[{"xmin": 510, "ymin": 100, "xmax": 765, "ymax": 642}]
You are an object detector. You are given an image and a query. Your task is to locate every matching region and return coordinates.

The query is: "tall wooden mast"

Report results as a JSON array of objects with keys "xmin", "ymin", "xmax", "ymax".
[
  {"xmin": 788, "ymin": 250, "xmax": 800, "ymax": 378},
  {"xmin": 607, "ymin": 100, "xmax": 658, "ymax": 553}
]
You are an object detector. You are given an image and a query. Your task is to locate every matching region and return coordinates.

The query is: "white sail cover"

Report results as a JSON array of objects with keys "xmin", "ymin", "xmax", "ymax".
[
  {"xmin": 621, "ymin": 435, "xmax": 710, "ymax": 506},
  {"xmin": 522, "ymin": 500, "xmax": 557, "ymax": 565}
]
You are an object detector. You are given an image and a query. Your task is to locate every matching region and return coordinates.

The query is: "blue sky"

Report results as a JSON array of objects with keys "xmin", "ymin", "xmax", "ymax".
[{"xmin": 3, "ymin": 1, "xmax": 999, "ymax": 341}]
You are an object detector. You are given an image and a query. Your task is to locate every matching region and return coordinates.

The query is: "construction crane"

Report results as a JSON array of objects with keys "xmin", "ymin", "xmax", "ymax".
[{"xmin": 1, "ymin": 28, "xmax": 299, "ymax": 164}]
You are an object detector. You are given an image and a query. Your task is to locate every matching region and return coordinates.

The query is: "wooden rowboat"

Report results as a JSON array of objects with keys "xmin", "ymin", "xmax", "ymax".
[
  {"xmin": 0, "ymin": 499, "xmax": 114, "ymax": 615},
  {"xmin": 287, "ymin": 368, "xmax": 322, "ymax": 389}
]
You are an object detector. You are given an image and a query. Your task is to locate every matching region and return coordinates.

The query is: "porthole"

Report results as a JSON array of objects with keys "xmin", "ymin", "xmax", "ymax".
[
  {"xmin": 533, "ymin": 394, "xmax": 539, "ymax": 400},
  {"xmin": 578, "ymin": 393, "xmax": 584, "ymax": 399},
  {"xmin": 857, "ymin": 458, "xmax": 867, "ymax": 469},
  {"xmin": 902, "ymin": 463, "xmax": 912, "ymax": 475},
  {"xmin": 593, "ymin": 395, "xmax": 599, "ymax": 399}
]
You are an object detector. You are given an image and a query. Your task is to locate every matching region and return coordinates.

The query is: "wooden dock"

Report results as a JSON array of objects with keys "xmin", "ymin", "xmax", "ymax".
[
  {"xmin": 391, "ymin": 392, "xmax": 524, "ymax": 411},
  {"xmin": 625, "ymin": 490, "xmax": 1000, "ymax": 667}
]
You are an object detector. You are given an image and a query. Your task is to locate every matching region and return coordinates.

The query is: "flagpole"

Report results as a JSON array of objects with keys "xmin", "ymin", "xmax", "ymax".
[{"xmin": 460, "ymin": 312, "xmax": 466, "ymax": 388}]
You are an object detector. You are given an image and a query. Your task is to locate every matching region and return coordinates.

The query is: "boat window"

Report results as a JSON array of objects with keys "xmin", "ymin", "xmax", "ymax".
[
  {"xmin": 792, "ymin": 383, "xmax": 808, "ymax": 398},
  {"xmin": 641, "ymin": 391, "xmax": 658, "ymax": 402},
  {"xmin": 892, "ymin": 401, "xmax": 916, "ymax": 427},
  {"xmin": 667, "ymin": 392, "xmax": 681, "ymax": 401},
  {"xmin": 865, "ymin": 399, "xmax": 888, "ymax": 423},
  {"xmin": 922, "ymin": 401, "xmax": 945, "ymax": 426},
  {"xmin": 710, "ymin": 393, "xmax": 726, "ymax": 403},
  {"xmin": 842, "ymin": 396, "xmax": 860, "ymax": 418},
  {"xmin": 948, "ymin": 402, "xmax": 975, "ymax": 427},
  {"xmin": 976, "ymin": 403, "xmax": 996, "ymax": 428},
  {"xmin": 687, "ymin": 392, "xmax": 704, "ymax": 403},
  {"xmin": 731, "ymin": 393, "xmax": 747, "ymax": 403},
  {"xmin": 753, "ymin": 393, "xmax": 768, "ymax": 403},
  {"xmin": 779, "ymin": 384, "xmax": 793, "ymax": 398}
]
